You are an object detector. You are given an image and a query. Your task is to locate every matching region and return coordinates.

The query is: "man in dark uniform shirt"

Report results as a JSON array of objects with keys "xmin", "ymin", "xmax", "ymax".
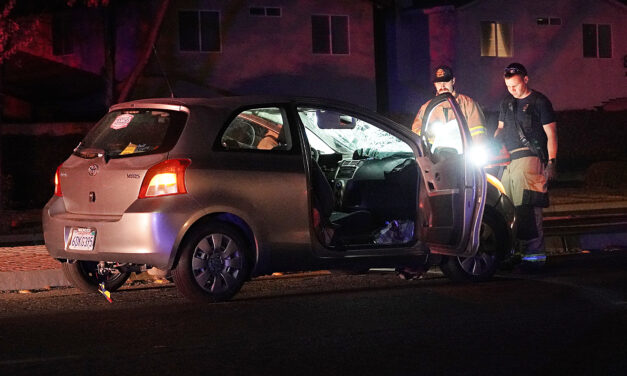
[{"xmin": 494, "ymin": 63, "xmax": 558, "ymax": 269}]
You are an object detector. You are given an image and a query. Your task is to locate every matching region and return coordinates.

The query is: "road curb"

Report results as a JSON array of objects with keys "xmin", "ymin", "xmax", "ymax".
[
  {"xmin": 544, "ymin": 200, "xmax": 627, "ymax": 215},
  {"xmin": 0, "ymin": 269, "xmax": 69, "ymax": 291}
]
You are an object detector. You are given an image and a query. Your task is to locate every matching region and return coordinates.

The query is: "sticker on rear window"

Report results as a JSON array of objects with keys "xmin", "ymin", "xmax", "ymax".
[
  {"xmin": 120, "ymin": 143, "xmax": 137, "ymax": 155},
  {"xmin": 110, "ymin": 114, "xmax": 134, "ymax": 130}
]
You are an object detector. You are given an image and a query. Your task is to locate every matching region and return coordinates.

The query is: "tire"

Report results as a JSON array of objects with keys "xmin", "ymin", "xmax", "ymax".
[
  {"xmin": 440, "ymin": 210, "xmax": 506, "ymax": 282},
  {"xmin": 172, "ymin": 222, "xmax": 251, "ymax": 302},
  {"xmin": 61, "ymin": 261, "xmax": 131, "ymax": 293}
]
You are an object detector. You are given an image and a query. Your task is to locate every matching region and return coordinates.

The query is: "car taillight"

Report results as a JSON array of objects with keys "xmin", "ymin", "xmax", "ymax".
[
  {"xmin": 138, "ymin": 159, "xmax": 191, "ymax": 199},
  {"xmin": 54, "ymin": 165, "xmax": 63, "ymax": 197}
]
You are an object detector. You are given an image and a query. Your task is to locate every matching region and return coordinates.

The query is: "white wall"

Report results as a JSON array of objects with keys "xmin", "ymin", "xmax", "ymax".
[
  {"xmin": 147, "ymin": 0, "xmax": 377, "ymax": 109},
  {"xmin": 453, "ymin": 0, "xmax": 627, "ymax": 111}
]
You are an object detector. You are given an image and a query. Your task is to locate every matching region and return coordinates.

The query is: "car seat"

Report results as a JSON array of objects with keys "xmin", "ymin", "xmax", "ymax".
[{"xmin": 311, "ymin": 160, "xmax": 374, "ymax": 247}]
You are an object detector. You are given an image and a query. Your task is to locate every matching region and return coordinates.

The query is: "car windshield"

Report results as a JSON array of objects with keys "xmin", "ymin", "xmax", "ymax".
[
  {"xmin": 75, "ymin": 109, "xmax": 187, "ymax": 158},
  {"xmin": 298, "ymin": 107, "xmax": 412, "ymax": 155}
]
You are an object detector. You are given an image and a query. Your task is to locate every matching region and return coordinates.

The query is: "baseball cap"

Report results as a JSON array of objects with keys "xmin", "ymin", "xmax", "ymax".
[
  {"xmin": 504, "ymin": 63, "xmax": 527, "ymax": 77},
  {"xmin": 433, "ymin": 65, "xmax": 454, "ymax": 82}
]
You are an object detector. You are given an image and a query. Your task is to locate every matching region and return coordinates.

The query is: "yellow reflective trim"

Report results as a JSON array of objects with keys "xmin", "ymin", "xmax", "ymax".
[{"xmin": 470, "ymin": 129, "xmax": 486, "ymax": 136}]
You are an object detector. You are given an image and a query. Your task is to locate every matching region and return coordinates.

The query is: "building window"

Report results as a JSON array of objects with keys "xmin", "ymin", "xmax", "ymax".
[
  {"xmin": 536, "ymin": 17, "xmax": 561, "ymax": 26},
  {"xmin": 52, "ymin": 13, "xmax": 74, "ymax": 55},
  {"xmin": 178, "ymin": 10, "xmax": 221, "ymax": 52},
  {"xmin": 311, "ymin": 15, "xmax": 349, "ymax": 55},
  {"xmin": 480, "ymin": 21, "xmax": 512, "ymax": 57},
  {"xmin": 583, "ymin": 24, "xmax": 612, "ymax": 58},
  {"xmin": 250, "ymin": 7, "xmax": 281, "ymax": 17}
]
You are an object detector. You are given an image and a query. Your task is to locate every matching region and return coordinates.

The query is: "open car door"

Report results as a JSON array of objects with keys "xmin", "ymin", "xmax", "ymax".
[{"xmin": 415, "ymin": 93, "xmax": 486, "ymax": 257}]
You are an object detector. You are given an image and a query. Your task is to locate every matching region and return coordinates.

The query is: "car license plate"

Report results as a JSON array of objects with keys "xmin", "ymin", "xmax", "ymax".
[{"xmin": 67, "ymin": 227, "xmax": 96, "ymax": 251}]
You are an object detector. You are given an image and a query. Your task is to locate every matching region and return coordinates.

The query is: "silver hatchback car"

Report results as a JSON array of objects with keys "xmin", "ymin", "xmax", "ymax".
[{"xmin": 43, "ymin": 94, "xmax": 515, "ymax": 302}]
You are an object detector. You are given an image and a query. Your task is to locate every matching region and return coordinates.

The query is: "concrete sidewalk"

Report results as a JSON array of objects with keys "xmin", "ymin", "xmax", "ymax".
[
  {"xmin": 544, "ymin": 189, "xmax": 627, "ymax": 215},
  {"xmin": 1, "ymin": 190, "xmax": 627, "ymax": 292},
  {"xmin": 0, "ymin": 245, "xmax": 67, "ymax": 291}
]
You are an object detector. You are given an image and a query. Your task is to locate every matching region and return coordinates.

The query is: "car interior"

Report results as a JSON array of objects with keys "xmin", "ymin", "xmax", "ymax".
[
  {"xmin": 311, "ymin": 150, "xmax": 419, "ymax": 249},
  {"xmin": 221, "ymin": 108, "xmax": 290, "ymax": 151},
  {"xmin": 300, "ymin": 108, "xmax": 420, "ymax": 249}
]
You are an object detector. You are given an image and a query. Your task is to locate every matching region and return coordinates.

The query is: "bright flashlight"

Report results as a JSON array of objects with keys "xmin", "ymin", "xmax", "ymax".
[{"xmin": 468, "ymin": 144, "xmax": 489, "ymax": 166}]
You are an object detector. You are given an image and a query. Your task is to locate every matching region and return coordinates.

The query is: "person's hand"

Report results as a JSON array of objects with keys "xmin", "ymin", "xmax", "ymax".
[{"xmin": 545, "ymin": 159, "xmax": 557, "ymax": 181}]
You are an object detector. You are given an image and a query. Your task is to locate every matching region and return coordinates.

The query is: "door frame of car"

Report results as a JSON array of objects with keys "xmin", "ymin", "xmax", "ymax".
[
  {"xmin": 289, "ymin": 97, "xmax": 484, "ymax": 260},
  {"xmin": 416, "ymin": 93, "xmax": 486, "ymax": 257}
]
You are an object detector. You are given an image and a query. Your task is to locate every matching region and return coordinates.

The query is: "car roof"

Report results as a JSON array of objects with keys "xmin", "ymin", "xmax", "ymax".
[
  {"xmin": 110, "ymin": 95, "xmax": 406, "ymax": 131},
  {"xmin": 113, "ymin": 95, "xmax": 286, "ymax": 108},
  {"xmin": 111, "ymin": 95, "xmax": 374, "ymax": 116}
]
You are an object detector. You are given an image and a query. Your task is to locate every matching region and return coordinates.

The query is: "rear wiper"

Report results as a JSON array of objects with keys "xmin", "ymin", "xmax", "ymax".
[{"xmin": 74, "ymin": 147, "xmax": 107, "ymax": 160}]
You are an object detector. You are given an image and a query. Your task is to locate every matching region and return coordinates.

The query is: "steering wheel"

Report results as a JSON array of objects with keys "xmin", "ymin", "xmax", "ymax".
[
  {"xmin": 224, "ymin": 121, "xmax": 256, "ymax": 147},
  {"xmin": 239, "ymin": 123, "xmax": 256, "ymax": 146}
]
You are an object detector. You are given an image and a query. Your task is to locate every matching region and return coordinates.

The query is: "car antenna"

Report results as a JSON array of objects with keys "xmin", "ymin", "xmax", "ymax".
[{"xmin": 152, "ymin": 44, "xmax": 175, "ymax": 98}]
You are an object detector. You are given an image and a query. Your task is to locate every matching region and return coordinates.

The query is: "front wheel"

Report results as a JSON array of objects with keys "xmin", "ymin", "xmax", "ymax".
[
  {"xmin": 172, "ymin": 222, "xmax": 251, "ymax": 302},
  {"xmin": 61, "ymin": 261, "xmax": 131, "ymax": 293},
  {"xmin": 440, "ymin": 211, "xmax": 506, "ymax": 282}
]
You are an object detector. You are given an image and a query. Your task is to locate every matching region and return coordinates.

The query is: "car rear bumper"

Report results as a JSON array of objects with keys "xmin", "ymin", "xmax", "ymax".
[{"xmin": 42, "ymin": 195, "xmax": 200, "ymax": 269}]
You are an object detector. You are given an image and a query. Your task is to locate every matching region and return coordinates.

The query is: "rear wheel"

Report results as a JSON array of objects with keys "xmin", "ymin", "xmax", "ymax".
[
  {"xmin": 440, "ymin": 211, "xmax": 506, "ymax": 282},
  {"xmin": 61, "ymin": 261, "xmax": 131, "ymax": 293},
  {"xmin": 172, "ymin": 222, "xmax": 251, "ymax": 302}
]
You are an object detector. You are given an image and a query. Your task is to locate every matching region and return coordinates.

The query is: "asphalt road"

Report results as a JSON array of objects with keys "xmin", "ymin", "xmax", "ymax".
[{"xmin": 1, "ymin": 252, "xmax": 626, "ymax": 376}]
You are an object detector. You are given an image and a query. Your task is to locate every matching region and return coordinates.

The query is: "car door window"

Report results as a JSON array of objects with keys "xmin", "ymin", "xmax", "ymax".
[{"xmin": 221, "ymin": 107, "xmax": 291, "ymax": 151}]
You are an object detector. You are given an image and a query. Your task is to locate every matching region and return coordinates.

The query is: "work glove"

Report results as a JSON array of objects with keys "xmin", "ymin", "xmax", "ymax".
[{"xmin": 545, "ymin": 159, "xmax": 557, "ymax": 182}]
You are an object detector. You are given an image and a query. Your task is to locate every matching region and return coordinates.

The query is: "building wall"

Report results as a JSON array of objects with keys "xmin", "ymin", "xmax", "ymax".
[
  {"xmin": 425, "ymin": 6, "xmax": 456, "ymax": 74},
  {"xmin": 453, "ymin": 0, "xmax": 627, "ymax": 111},
  {"xmin": 138, "ymin": 0, "xmax": 376, "ymax": 109},
  {"xmin": 17, "ymin": 1, "xmax": 166, "ymax": 82},
  {"xmin": 20, "ymin": 8, "xmax": 104, "ymax": 76},
  {"xmin": 380, "ymin": 7, "xmax": 431, "ymax": 122}
]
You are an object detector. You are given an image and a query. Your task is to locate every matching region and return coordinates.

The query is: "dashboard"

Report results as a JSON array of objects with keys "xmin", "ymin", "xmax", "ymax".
[{"xmin": 316, "ymin": 152, "xmax": 419, "ymax": 224}]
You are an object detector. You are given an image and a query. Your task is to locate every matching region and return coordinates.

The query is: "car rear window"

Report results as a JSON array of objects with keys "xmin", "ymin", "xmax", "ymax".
[{"xmin": 75, "ymin": 109, "xmax": 187, "ymax": 159}]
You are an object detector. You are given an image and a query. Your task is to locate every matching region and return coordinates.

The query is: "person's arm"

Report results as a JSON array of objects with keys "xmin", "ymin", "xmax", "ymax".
[
  {"xmin": 543, "ymin": 121, "xmax": 558, "ymax": 180},
  {"xmin": 411, "ymin": 103, "xmax": 427, "ymax": 135},
  {"xmin": 494, "ymin": 100, "xmax": 507, "ymax": 139},
  {"xmin": 536, "ymin": 94, "xmax": 557, "ymax": 160},
  {"xmin": 494, "ymin": 121, "xmax": 505, "ymax": 138},
  {"xmin": 465, "ymin": 98, "xmax": 488, "ymax": 143},
  {"xmin": 543, "ymin": 122, "xmax": 557, "ymax": 160}
]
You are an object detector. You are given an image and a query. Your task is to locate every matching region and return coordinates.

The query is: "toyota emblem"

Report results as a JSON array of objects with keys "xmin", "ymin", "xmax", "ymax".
[{"xmin": 88, "ymin": 164, "xmax": 99, "ymax": 176}]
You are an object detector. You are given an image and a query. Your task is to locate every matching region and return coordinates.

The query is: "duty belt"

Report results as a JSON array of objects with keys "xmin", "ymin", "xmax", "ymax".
[{"xmin": 508, "ymin": 147, "xmax": 536, "ymax": 160}]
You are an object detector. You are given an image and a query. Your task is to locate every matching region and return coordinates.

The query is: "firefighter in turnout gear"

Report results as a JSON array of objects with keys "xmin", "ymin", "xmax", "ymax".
[
  {"xmin": 412, "ymin": 65, "xmax": 488, "ymax": 143},
  {"xmin": 494, "ymin": 63, "xmax": 558, "ymax": 270}
]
